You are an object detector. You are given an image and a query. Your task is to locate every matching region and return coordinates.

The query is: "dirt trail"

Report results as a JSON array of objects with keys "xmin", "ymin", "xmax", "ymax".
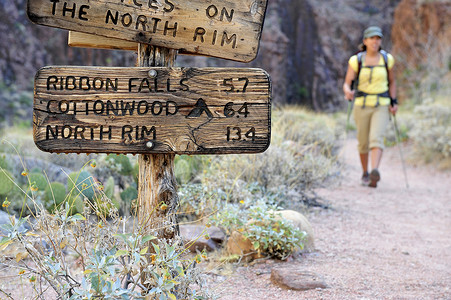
[{"xmin": 215, "ymin": 138, "xmax": 451, "ymax": 299}]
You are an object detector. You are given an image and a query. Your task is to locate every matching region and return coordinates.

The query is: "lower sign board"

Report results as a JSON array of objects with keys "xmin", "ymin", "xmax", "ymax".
[
  {"xmin": 27, "ymin": 0, "xmax": 268, "ymax": 62},
  {"xmin": 33, "ymin": 67, "xmax": 271, "ymax": 154}
]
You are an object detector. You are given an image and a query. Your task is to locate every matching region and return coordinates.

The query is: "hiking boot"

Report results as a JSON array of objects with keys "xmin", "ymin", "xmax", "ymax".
[
  {"xmin": 361, "ymin": 172, "xmax": 370, "ymax": 186},
  {"xmin": 369, "ymin": 169, "xmax": 380, "ymax": 188}
]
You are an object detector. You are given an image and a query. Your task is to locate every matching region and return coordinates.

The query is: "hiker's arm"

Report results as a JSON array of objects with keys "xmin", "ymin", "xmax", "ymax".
[
  {"xmin": 388, "ymin": 68, "xmax": 397, "ymax": 100},
  {"xmin": 343, "ymin": 65, "xmax": 356, "ymax": 101},
  {"xmin": 388, "ymin": 68, "xmax": 398, "ymax": 115}
]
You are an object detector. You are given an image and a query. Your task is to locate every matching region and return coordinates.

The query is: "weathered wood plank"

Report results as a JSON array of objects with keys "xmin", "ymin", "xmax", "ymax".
[
  {"xmin": 68, "ymin": 31, "xmax": 138, "ymax": 51},
  {"xmin": 33, "ymin": 66, "xmax": 271, "ymax": 154},
  {"xmin": 28, "ymin": 0, "xmax": 268, "ymax": 62},
  {"xmin": 136, "ymin": 44, "xmax": 179, "ymax": 253},
  {"xmin": 68, "ymin": 31, "xmax": 199, "ymax": 56}
]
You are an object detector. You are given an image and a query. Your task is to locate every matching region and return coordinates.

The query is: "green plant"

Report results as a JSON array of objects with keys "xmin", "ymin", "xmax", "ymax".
[
  {"xmin": 175, "ymin": 157, "xmax": 191, "ymax": 184},
  {"xmin": 28, "ymin": 172, "xmax": 48, "ymax": 191},
  {"xmin": 103, "ymin": 176, "xmax": 115, "ymax": 200},
  {"xmin": 0, "ymin": 169, "xmax": 14, "ymax": 196},
  {"xmin": 244, "ymin": 207, "xmax": 306, "ymax": 259},
  {"xmin": 211, "ymin": 202, "xmax": 306, "ymax": 260},
  {"xmin": 93, "ymin": 195, "xmax": 121, "ymax": 218},
  {"xmin": 0, "ymin": 153, "xmax": 215, "ymax": 299},
  {"xmin": 120, "ymin": 186, "xmax": 138, "ymax": 204},
  {"xmin": 410, "ymin": 101, "xmax": 451, "ymax": 166},
  {"xmin": 66, "ymin": 195, "xmax": 84, "ymax": 215},
  {"xmin": 132, "ymin": 162, "xmax": 139, "ymax": 184},
  {"xmin": 106, "ymin": 154, "xmax": 133, "ymax": 176},
  {"xmin": 0, "ymin": 203, "xmax": 214, "ymax": 299},
  {"xmin": 174, "ymin": 155, "xmax": 207, "ymax": 184},
  {"xmin": 43, "ymin": 181, "xmax": 66, "ymax": 210},
  {"xmin": 67, "ymin": 170, "xmax": 97, "ymax": 201},
  {"xmin": 0, "ymin": 154, "xmax": 10, "ymax": 170}
]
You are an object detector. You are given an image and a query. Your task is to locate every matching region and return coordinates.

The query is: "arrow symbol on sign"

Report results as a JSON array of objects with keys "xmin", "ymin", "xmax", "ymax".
[{"xmin": 186, "ymin": 98, "xmax": 213, "ymax": 119}]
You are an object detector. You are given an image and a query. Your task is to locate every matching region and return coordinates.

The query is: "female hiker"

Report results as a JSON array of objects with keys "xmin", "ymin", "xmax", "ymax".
[{"xmin": 343, "ymin": 26, "xmax": 398, "ymax": 187}]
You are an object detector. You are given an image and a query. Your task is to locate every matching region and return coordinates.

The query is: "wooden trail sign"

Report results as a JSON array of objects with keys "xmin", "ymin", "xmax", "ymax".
[
  {"xmin": 27, "ymin": 0, "xmax": 268, "ymax": 62},
  {"xmin": 33, "ymin": 66, "xmax": 271, "ymax": 154}
]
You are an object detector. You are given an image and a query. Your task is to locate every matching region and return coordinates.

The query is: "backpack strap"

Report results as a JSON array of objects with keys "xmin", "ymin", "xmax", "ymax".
[
  {"xmin": 380, "ymin": 49, "xmax": 389, "ymax": 86},
  {"xmin": 356, "ymin": 51, "xmax": 366, "ymax": 107},
  {"xmin": 356, "ymin": 51, "xmax": 365, "ymax": 81}
]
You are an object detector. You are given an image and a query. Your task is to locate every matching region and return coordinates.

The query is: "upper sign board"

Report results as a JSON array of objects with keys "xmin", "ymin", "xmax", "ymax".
[
  {"xmin": 28, "ymin": 0, "xmax": 268, "ymax": 62},
  {"xmin": 33, "ymin": 66, "xmax": 271, "ymax": 154}
]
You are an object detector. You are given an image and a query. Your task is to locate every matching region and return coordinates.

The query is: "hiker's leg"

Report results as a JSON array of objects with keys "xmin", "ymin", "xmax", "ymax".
[
  {"xmin": 354, "ymin": 105, "xmax": 371, "ymax": 173},
  {"xmin": 360, "ymin": 153, "xmax": 369, "ymax": 173},
  {"xmin": 369, "ymin": 105, "xmax": 390, "ymax": 168},
  {"xmin": 370, "ymin": 147, "xmax": 383, "ymax": 169},
  {"xmin": 368, "ymin": 106, "xmax": 390, "ymax": 187}
]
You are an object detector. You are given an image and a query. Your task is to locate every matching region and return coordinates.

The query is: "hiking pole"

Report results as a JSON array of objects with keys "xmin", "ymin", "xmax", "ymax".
[
  {"xmin": 346, "ymin": 80, "xmax": 356, "ymax": 135},
  {"xmin": 391, "ymin": 115, "xmax": 409, "ymax": 188},
  {"xmin": 346, "ymin": 99, "xmax": 353, "ymax": 135}
]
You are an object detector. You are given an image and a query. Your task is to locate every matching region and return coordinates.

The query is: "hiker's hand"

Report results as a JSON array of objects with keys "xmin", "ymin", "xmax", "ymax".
[
  {"xmin": 345, "ymin": 89, "xmax": 355, "ymax": 101},
  {"xmin": 389, "ymin": 104, "xmax": 398, "ymax": 115}
]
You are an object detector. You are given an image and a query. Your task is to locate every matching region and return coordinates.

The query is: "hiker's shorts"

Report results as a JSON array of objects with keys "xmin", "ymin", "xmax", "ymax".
[{"xmin": 353, "ymin": 104, "xmax": 390, "ymax": 154}]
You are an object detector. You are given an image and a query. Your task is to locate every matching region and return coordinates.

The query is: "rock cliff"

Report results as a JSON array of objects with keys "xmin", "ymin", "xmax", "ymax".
[
  {"xmin": 392, "ymin": 0, "xmax": 451, "ymax": 102},
  {"xmin": 0, "ymin": 0, "xmax": 448, "ymax": 112}
]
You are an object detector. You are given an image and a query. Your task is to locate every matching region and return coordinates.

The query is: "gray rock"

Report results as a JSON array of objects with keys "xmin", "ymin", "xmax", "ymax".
[
  {"xmin": 274, "ymin": 210, "xmax": 315, "ymax": 252},
  {"xmin": 179, "ymin": 224, "xmax": 225, "ymax": 252},
  {"xmin": 271, "ymin": 267, "xmax": 328, "ymax": 290}
]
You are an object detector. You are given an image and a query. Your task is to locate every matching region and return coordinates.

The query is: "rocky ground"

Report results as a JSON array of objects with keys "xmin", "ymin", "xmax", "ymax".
[{"xmin": 211, "ymin": 138, "xmax": 451, "ymax": 299}]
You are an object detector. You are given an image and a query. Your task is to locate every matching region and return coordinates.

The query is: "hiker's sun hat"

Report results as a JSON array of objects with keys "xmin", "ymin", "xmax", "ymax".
[{"xmin": 363, "ymin": 26, "xmax": 383, "ymax": 39}]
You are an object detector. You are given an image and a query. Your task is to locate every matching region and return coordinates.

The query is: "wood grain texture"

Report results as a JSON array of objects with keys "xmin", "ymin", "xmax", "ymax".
[
  {"xmin": 68, "ymin": 31, "xmax": 202, "ymax": 56},
  {"xmin": 69, "ymin": 31, "xmax": 138, "ymax": 51},
  {"xmin": 33, "ymin": 66, "xmax": 271, "ymax": 154},
  {"xmin": 136, "ymin": 45, "xmax": 178, "ymax": 256},
  {"xmin": 28, "ymin": 0, "xmax": 268, "ymax": 62}
]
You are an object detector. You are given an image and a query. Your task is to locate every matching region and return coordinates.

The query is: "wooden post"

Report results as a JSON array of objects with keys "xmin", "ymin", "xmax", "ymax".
[{"xmin": 137, "ymin": 44, "xmax": 179, "ymax": 241}]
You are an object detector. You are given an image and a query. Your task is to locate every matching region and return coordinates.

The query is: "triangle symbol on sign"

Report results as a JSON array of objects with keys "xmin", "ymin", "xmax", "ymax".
[{"xmin": 186, "ymin": 98, "xmax": 213, "ymax": 119}]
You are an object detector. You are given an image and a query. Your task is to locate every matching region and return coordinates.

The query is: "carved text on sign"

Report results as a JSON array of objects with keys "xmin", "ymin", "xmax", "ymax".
[
  {"xmin": 27, "ymin": 0, "xmax": 268, "ymax": 62},
  {"xmin": 33, "ymin": 67, "xmax": 271, "ymax": 154}
]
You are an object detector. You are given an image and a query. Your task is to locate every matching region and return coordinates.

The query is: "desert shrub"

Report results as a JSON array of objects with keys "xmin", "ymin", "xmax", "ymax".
[
  {"xmin": 211, "ymin": 201, "xmax": 306, "ymax": 260},
  {"xmin": 93, "ymin": 194, "xmax": 121, "ymax": 218},
  {"xmin": 178, "ymin": 177, "xmax": 286, "ymax": 222},
  {"xmin": 178, "ymin": 183, "xmax": 225, "ymax": 221},
  {"xmin": 383, "ymin": 114, "xmax": 411, "ymax": 147},
  {"xmin": 0, "ymin": 200, "xmax": 213, "ymax": 300},
  {"xmin": 175, "ymin": 158, "xmax": 191, "ymax": 184},
  {"xmin": 174, "ymin": 155, "xmax": 206, "ymax": 184},
  {"xmin": 0, "ymin": 158, "xmax": 214, "ymax": 299},
  {"xmin": 177, "ymin": 107, "xmax": 340, "ymax": 217},
  {"xmin": 209, "ymin": 145, "xmax": 337, "ymax": 192},
  {"xmin": 212, "ymin": 107, "xmax": 341, "ymax": 191},
  {"xmin": 410, "ymin": 101, "xmax": 451, "ymax": 165},
  {"xmin": 120, "ymin": 185, "xmax": 138, "ymax": 204},
  {"xmin": 271, "ymin": 107, "xmax": 341, "ymax": 155},
  {"xmin": 103, "ymin": 176, "xmax": 115, "ymax": 200},
  {"xmin": 105, "ymin": 154, "xmax": 133, "ymax": 176}
]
